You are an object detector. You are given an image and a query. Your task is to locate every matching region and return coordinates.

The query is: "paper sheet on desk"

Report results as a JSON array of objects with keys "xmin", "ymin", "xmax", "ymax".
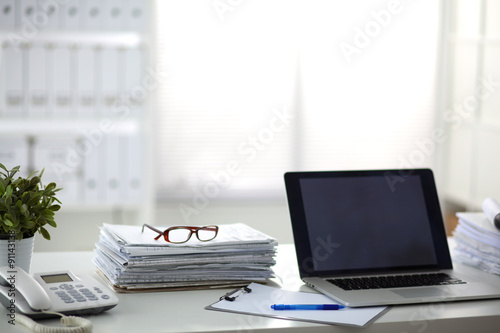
[{"xmin": 206, "ymin": 283, "xmax": 388, "ymax": 328}]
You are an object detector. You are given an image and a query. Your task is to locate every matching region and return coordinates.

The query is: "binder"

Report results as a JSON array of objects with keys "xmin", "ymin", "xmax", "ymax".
[
  {"xmin": 0, "ymin": 0, "xmax": 16, "ymax": 29},
  {"xmin": 123, "ymin": 47, "xmax": 144, "ymax": 118},
  {"xmin": 124, "ymin": 0, "xmax": 146, "ymax": 32},
  {"xmin": 101, "ymin": 0, "xmax": 123, "ymax": 31},
  {"xmin": 33, "ymin": 136, "xmax": 82, "ymax": 204},
  {"xmin": 19, "ymin": 0, "xmax": 37, "ymax": 27},
  {"xmin": 38, "ymin": 0, "xmax": 59, "ymax": 30},
  {"xmin": 124, "ymin": 132, "xmax": 143, "ymax": 202},
  {"xmin": 104, "ymin": 134, "xmax": 123, "ymax": 203},
  {"xmin": 76, "ymin": 46, "xmax": 96, "ymax": 117},
  {"xmin": 82, "ymin": 134, "xmax": 104, "ymax": 204},
  {"xmin": 100, "ymin": 47, "xmax": 119, "ymax": 117},
  {"xmin": 51, "ymin": 45, "xmax": 73, "ymax": 117},
  {"xmin": 2, "ymin": 42, "xmax": 25, "ymax": 118},
  {"xmin": 0, "ymin": 136, "xmax": 30, "ymax": 177},
  {"xmin": 28, "ymin": 44, "xmax": 48, "ymax": 117},
  {"xmin": 82, "ymin": 0, "xmax": 102, "ymax": 30},
  {"xmin": 59, "ymin": 0, "xmax": 81, "ymax": 30}
]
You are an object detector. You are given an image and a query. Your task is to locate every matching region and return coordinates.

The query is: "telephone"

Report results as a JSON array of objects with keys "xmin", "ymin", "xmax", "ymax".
[{"xmin": 0, "ymin": 266, "xmax": 118, "ymax": 319}]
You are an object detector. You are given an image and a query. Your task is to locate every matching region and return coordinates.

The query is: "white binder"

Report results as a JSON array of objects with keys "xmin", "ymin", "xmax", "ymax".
[
  {"xmin": 104, "ymin": 135, "xmax": 123, "ymax": 203},
  {"xmin": 19, "ymin": 0, "xmax": 37, "ymax": 26},
  {"xmin": 59, "ymin": 0, "xmax": 81, "ymax": 30},
  {"xmin": 124, "ymin": 133, "xmax": 143, "ymax": 202},
  {"xmin": 123, "ymin": 47, "xmax": 144, "ymax": 118},
  {"xmin": 102, "ymin": 0, "xmax": 123, "ymax": 31},
  {"xmin": 0, "ymin": 0, "xmax": 16, "ymax": 29},
  {"xmin": 28, "ymin": 44, "xmax": 48, "ymax": 117},
  {"xmin": 33, "ymin": 136, "xmax": 82, "ymax": 203},
  {"xmin": 51, "ymin": 45, "xmax": 73, "ymax": 117},
  {"xmin": 2, "ymin": 43, "xmax": 25, "ymax": 117},
  {"xmin": 38, "ymin": 0, "xmax": 59, "ymax": 30},
  {"xmin": 82, "ymin": 0, "xmax": 102, "ymax": 30},
  {"xmin": 77, "ymin": 46, "xmax": 96, "ymax": 117},
  {"xmin": 100, "ymin": 47, "xmax": 119, "ymax": 117},
  {"xmin": 82, "ymin": 135, "xmax": 104, "ymax": 204},
  {"xmin": 124, "ymin": 0, "xmax": 146, "ymax": 31},
  {"xmin": 0, "ymin": 136, "xmax": 30, "ymax": 177}
]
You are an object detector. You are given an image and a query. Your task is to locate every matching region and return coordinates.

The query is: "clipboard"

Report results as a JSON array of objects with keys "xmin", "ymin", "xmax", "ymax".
[{"xmin": 205, "ymin": 283, "xmax": 389, "ymax": 328}]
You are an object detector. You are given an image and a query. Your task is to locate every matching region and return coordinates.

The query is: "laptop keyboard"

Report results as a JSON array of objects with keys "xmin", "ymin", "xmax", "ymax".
[{"xmin": 327, "ymin": 273, "xmax": 467, "ymax": 290}]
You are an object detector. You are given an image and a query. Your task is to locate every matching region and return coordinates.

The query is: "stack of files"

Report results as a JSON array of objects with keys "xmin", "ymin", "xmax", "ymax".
[
  {"xmin": 452, "ymin": 212, "xmax": 500, "ymax": 275},
  {"xmin": 93, "ymin": 223, "xmax": 278, "ymax": 292}
]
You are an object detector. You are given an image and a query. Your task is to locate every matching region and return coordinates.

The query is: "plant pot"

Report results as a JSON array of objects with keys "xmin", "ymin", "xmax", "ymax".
[{"xmin": 0, "ymin": 234, "xmax": 35, "ymax": 273}]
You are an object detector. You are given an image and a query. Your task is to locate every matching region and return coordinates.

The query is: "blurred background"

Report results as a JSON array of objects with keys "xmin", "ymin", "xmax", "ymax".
[{"xmin": 0, "ymin": 0, "xmax": 498, "ymax": 251}]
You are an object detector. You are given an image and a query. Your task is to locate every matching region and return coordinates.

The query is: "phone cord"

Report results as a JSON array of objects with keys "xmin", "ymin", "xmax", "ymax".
[{"xmin": 15, "ymin": 312, "xmax": 93, "ymax": 333}]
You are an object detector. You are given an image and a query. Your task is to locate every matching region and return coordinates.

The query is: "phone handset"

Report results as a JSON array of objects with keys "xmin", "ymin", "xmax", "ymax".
[{"xmin": 0, "ymin": 266, "xmax": 52, "ymax": 311}]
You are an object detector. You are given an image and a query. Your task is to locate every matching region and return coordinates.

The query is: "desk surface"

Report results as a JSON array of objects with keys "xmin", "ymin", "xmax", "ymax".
[{"xmin": 2, "ymin": 244, "xmax": 500, "ymax": 333}]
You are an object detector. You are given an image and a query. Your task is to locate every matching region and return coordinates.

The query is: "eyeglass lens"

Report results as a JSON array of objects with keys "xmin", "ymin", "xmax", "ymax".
[{"xmin": 167, "ymin": 226, "xmax": 217, "ymax": 243}]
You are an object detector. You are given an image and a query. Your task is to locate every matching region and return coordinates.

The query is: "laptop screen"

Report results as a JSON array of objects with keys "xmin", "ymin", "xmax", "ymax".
[{"xmin": 285, "ymin": 169, "xmax": 452, "ymax": 277}]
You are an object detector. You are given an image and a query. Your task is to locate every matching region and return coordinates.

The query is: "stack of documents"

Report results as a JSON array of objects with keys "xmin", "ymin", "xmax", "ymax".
[
  {"xmin": 93, "ymin": 223, "xmax": 278, "ymax": 291},
  {"xmin": 452, "ymin": 212, "xmax": 500, "ymax": 275}
]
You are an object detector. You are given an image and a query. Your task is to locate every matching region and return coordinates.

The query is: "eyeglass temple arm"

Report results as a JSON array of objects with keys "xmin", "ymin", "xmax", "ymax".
[{"xmin": 142, "ymin": 224, "xmax": 165, "ymax": 240}]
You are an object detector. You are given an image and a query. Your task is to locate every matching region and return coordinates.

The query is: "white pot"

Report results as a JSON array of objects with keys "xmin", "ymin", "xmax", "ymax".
[{"xmin": 0, "ymin": 235, "xmax": 35, "ymax": 273}]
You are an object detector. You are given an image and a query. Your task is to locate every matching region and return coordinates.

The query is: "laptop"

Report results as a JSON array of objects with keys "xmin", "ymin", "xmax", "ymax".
[{"xmin": 284, "ymin": 168, "xmax": 500, "ymax": 307}]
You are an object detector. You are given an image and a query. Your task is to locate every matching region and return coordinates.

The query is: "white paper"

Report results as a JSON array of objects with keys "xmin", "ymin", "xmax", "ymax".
[{"xmin": 207, "ymin": 283, "xmax": 387, "ymax": 328}]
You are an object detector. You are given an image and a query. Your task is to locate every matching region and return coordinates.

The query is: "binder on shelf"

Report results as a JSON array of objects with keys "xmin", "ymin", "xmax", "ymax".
[
  {"xmin": 38, "ymin": 0, "xmax": 59, "ymax": 30},
  {"xmin": 104, "ymin": 135, "xmax": 123, "ymax": 203},
  {"xmin": 0, "ymin": 0, "xmax": 16, "ymax": 29},
  {"xmin": 51, "ymin": 45, "xmax": 73, "ymax": 117},
  {"xmin": 123, "ymin": 47, "xmax": 144, "ymax": 118},
  {"xmin": 124, "ymin": 133, "xmax": 143, "ymax": 202},
  {"xmin": 82, "ymin": 135, "xmax": 104, "ymax": 204},
  {"xmin": 100, "ymin": 47, "xmax": 119, "ymax": 117},
  {"xmin": 77, "ymin": 46, "xmax": 96, "ymax": 117},
  {"xmin": 33, "ymin": 136, "xmax": 82, "ymax": 204},
  {"xmin": 2, "ymin": 42, "xmax": 25, "ymax": 118},
  {"xmin": 59, "ymin": 0, "xmax": 81, "ymax": 30},
  {"xmin": 18, "ymin": 0, "xmax": 37, "ymax": 27},
  {"xmin": 82, "ymin": 0, "xmax": 102, "ymax": 31},
  {"xmin": 28, "ymin": 44, "xmax": 48, "ymax": 118},
  {"xmin": 0, "ymin": 136, "xmax": 30, "ymax": 177},
  {"xmin": 102, "ymin": 0, "xmax": 123, "ymax": 32},
  {"xmin": 124, "ymin": 0, "xmax": 146, "ymax": 32}
]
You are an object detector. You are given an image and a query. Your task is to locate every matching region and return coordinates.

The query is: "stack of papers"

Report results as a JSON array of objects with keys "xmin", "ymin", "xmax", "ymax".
[
  {"xmin": 452, "ymin": 212, "xmax": 500, "ymax": 275},
  {"xmin": 93, "ymin": 223, "xmax": 278, "ymax": 291}
]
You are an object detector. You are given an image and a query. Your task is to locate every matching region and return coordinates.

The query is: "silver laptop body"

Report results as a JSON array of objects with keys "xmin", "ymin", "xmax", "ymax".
[{"xmin": 284, "ymin": 169, "xmax": 500, "ymax": 307}]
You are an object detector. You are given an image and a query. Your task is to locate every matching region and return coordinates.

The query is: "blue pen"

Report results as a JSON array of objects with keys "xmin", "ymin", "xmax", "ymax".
[{"xmin": 271, "ymin": 304, "xmax": 346, "ymax": 310}]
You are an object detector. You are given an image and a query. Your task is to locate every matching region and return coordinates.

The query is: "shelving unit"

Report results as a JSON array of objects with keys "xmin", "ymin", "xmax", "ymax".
[{"xmin": 0, "ymin": 1, "xmax": 154, "ymax": 230}]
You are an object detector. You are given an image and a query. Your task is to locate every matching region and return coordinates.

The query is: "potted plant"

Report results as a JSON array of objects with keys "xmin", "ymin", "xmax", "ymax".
[{"xmin": 0, "ymin": 164, "xmax": 61, "ymax": 272}]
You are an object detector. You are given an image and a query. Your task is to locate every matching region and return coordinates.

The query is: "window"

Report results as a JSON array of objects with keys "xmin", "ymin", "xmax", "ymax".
[{"xmin": 154, "ymin": 0, "xmax": 441, "ymax": 200}]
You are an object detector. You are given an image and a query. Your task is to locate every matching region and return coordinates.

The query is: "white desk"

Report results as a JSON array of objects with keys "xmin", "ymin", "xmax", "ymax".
[{"xmin": 2, "ymin": 244, "xmax": 500, "ymax": 333}]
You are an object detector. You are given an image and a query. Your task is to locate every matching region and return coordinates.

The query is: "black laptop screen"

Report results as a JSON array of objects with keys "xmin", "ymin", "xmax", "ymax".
[{"xmin": 285, "ymin": 169, "xmax": 452, "ymax": 276}]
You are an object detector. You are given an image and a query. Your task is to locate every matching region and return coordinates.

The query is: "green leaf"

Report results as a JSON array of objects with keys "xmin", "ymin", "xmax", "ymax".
[
  {"xmin": 42, "ymin": 209, "xmax": 55, "ymax": 218},
  {"xmin": 49, "ymin": 204, "xmax": 61, "ymax": 212},
  {"xmin": 4, "ymin": 219, "xmax": 13, "ymax": 227},
  {"xmin": 47, "ymin": 218, "xmax": 57, "ymax": 228},
  {"xmin": 40, "ymin": 227, "xmax": 51, "ymax": 240}
]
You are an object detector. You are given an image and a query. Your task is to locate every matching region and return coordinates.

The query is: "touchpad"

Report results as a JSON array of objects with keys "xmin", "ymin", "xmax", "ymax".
[{"xmin": 392, "ymin": 287, "xmax": 449, "ymax": 299}]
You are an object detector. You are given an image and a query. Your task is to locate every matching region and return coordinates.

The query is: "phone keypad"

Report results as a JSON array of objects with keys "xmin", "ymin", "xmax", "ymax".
[{"xmin": 53, "ymin": 284, "xmax": 108, "ymax": 303}]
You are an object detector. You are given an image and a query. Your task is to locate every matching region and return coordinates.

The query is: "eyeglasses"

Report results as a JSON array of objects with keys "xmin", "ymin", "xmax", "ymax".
[{"xmin": 141, "ymin": 224, "xmax": 219, "ymax": 244}]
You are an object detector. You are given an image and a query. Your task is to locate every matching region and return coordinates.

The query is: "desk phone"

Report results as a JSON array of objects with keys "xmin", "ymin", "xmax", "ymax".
[{"xmin": 0, "ymin": 266, "xmax": 118, "ymax": 319}]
